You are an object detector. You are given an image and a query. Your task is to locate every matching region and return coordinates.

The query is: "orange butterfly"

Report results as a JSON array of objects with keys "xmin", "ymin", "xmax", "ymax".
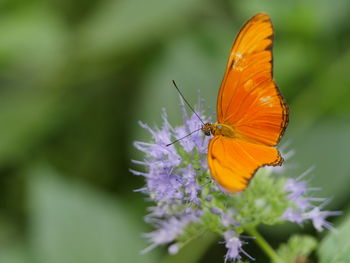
[{"xmin": 201, "ymin": 13, "xmax": 289, "ymax": 193}]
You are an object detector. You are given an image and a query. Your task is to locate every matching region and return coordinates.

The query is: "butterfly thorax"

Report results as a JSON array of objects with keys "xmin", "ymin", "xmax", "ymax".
[{"xmin": 201, "ymin": 123, "xmax": 235, "ymax": 138}]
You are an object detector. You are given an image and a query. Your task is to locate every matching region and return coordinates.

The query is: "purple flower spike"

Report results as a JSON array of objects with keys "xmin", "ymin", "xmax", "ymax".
[
  {"xmin": 142, "ymin": 210, "xmax": 200, "ymax": 254},
  {"xmin": 133, "ymin": 99, "xmax": 213, "ymax": 253},
  {"xmin": 223, "ymin": 230, "xmax": 253, "ymax": 262},
  {"xmin": 132, "ymin": 104, "xmax": 211, "ymax": 211},
  {"xmin": 284, "ymin": 178, "xmax": 308, "ymax": 200},
  {"xmin": 181, "ymin": 165, "xmax": 201, "ymax": 203},
  {"xmin": 175, "ymin": 125, "xmax": 196, "ymax": 153},
  {"xmin": 221, "ymin": 209, "xmax": 236, "ymax": 227},
  {"xmin": 281, "ymin": 208, "xmax": 304, "ymax": 224},
  {"xmin": 282, "ymin": 168, "xmax": 341, "ymax": 232},
  {"xmin": 305, "ymin": 206, "xmax": 342, "ymax": 232},
  {"xmin": 210, "ymin": 207, "xmax": 223, "ymax": 215}
]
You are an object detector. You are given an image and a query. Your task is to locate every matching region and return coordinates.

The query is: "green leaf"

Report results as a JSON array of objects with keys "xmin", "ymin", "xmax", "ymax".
[
  {"xmin": 318, "ymin": 212, "xmax": 350, "ymax": 263},
  {"xmin": 28, "ymin": 167, "xmax": 159, "ymax": 263},
  {"xmin": 276, "ymin": 234, "xmax": 317, "ymax": 263}
]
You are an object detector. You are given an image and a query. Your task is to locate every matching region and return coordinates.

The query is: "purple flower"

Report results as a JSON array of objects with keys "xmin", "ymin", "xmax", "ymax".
[
  {"xmin": 305, "ymin": 206, "xmax": 342, "ymax": 232},
  {"xmin": 168, "ymin": 243, "xmax": 180, "ymax": 254},
  {"xmin": 135, "ymin": 121, "xmax": 181, "ymax": 166},
  {"xmin": 221, "ymin": 209, "xmax": 236, "ymax": 228},
  {"xmin": 148, "ymin": 167, "xmax": 184, "ymax": 202},
  {"xmin": 281, "ymin": 207, "xmax": 303, "ymax": 224},
  {"xmin": 133, "ymin": 99, "xmax": 212, "ymax": 253},
  {"xmin": 177, "ymin": 100, "xmax": 211, "ymax": 155},
  {"xmin": 181, "ymin": 165, "xmax": 201, "ymax": 204},
  {"xmin": 223, "ymin": 230, "xmax": 253, "ymax": 262},
  {"xmin": 142, "ymin": 209, "xmax": 201, "ymax": 253},
  {"xmin": 282, "ymin": 168, "xmax": 341, "ymax": 231},
  {"xmin": 174, "ymin": 125, "xmax": 196, "ymax": 153},
  {"xmin": 210, "ymin": 207, "xmax": 223, "ymax": 215},
  {"xmin": 132, "ymin": 106, "xmax": 209, "ymax": 208},
  {"xmin": 284, "ymin": 178, "xmax": 308, "ymax": 200}
]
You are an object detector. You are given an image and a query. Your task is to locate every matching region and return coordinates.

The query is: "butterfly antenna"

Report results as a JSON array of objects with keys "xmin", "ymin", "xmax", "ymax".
[
  {"xmin": 172, "ymin": 80, "xmax": 205, "ymax": 125},
  {"xmin": 166, "ymin": 127, "xmax": 201, "ymax": 147}
]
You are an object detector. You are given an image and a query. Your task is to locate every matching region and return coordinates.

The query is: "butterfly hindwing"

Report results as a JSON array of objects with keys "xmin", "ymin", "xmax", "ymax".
[{"xmin": 208, "ymin": 136, "xmax": 282, "ymax": 193}]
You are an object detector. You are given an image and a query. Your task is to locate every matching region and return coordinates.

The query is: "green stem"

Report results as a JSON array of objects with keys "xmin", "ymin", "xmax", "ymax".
[{"xmin": 245, "ymin": 226, "xmax": 283, "ymax": 263}]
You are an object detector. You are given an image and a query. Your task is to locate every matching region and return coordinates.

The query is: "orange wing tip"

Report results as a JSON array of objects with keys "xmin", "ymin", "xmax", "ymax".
[
  {"xmin": 246, "ymin": 13, "xmax": 272, "ymax": 25},
  {"xmin": 251, "ymin": 13, "xmax": 271, "ymax": 20},
  {"xmin": 270, "ymin": 151, "xmax": 284, "ymax": 166}
]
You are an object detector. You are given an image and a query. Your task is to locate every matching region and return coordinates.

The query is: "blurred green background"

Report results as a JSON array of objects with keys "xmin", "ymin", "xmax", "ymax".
[{"xmin": 0, "ymin": 0, "xmax": 350, "ymax": 262}]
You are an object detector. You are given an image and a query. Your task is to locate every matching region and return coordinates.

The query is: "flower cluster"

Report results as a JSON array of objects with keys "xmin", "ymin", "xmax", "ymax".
[
  {"xmin": 132, "ymin": 98, "xmax": 340, "ymax": 262},
  {"xmin": 132, "ymin": 100, "xmax": 209, "ymax": 217}
]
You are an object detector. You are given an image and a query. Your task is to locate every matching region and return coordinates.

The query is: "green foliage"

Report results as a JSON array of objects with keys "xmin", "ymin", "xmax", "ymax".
[
  {"xmin": 27, "ymin": 167, "xmax": 159, "ymax": 263},
  {"xmin": 277, "ymin": 235, "xmax": 317, "ymax": 263},
  {"xmin": 318, "ymin": 212, "xmax": 350, "ymax": 263}
]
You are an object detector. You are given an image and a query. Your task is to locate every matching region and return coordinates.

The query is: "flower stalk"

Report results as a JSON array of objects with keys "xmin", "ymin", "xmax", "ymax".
[{"xmin": 245, "ymin": 226, "xmax": 283, "ymax": 263}]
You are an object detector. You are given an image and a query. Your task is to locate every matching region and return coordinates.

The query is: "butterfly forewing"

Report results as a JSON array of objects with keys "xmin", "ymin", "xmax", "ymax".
[{"xmin": 216, "ymin": 13, "xmax": 288, "ymax": 146}]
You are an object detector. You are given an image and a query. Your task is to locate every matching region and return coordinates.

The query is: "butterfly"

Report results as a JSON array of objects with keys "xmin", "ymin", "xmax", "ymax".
[{"xmin": 201, "ymin": 13, "xmax": 289, "ymax": 193}]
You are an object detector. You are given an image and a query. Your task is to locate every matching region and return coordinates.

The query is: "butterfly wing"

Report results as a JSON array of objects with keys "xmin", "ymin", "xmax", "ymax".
[
  {"xmin": 208, "ymin": 136, "xmax": 282, "ymax": 193},
  {"xmin": 207, "ymin": 13, "xmax": 289, "ymax": 193},
  {"xmin": 217, "ymin": 13, "xmax": 288, "ymax": 146}
]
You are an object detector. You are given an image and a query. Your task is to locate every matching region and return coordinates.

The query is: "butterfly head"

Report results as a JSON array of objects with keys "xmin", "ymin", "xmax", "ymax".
[{"xmin": 201, "ymin": 123, "xmax": 214, "ymax": 136}]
